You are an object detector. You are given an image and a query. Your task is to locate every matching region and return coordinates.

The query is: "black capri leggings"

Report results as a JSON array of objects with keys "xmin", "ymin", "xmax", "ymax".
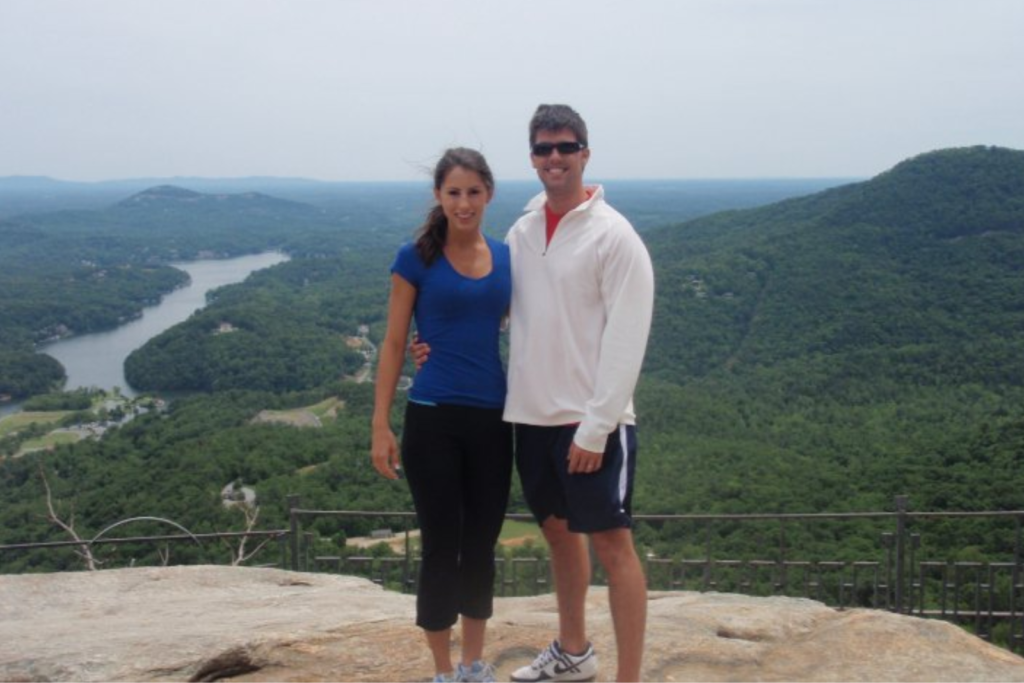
[{"xmin": 401, "ymin": 401, "xmax": 514, "ymax": 631}]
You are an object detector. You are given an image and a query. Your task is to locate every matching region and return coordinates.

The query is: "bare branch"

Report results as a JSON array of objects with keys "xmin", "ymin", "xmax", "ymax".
[
  {"xmin": 230, "ymin": 504, "xmax": 270, "ymax": 566},
  {"xmin": 39, "ymin": 463, "xmax": 99, "ymax": 571}
]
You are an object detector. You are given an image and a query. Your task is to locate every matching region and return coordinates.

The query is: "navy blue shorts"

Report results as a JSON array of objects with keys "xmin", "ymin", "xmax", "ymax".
[{"xmin": 514, "ymin": 423, "xmax": 637, "ymax": 533}]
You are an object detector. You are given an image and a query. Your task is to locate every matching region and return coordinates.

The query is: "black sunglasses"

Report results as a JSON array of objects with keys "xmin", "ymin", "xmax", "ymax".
[{"xmin": 531, "ymin": 141, "xmax": 587, "ymax": 157}]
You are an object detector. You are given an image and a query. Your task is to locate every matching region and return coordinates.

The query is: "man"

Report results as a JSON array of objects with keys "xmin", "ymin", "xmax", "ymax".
[
  {"xmin": 413, "ymin": 104, "xmax": 654, "ymax": 682},
  {"xmin": 504, "ymin": 104, "xmax": 654, "ymax": 683}
]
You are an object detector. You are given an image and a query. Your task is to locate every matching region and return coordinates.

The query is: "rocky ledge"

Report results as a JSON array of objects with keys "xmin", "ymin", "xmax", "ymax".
[{"xmin": 2, "ymin": 565, "xmax": 1023, "ymax": 682}]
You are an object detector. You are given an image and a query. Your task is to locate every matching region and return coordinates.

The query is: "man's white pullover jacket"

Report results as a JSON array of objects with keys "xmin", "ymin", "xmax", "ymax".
[{"xmin": 503, "ymin": 185, "xmax": 655, "ymax": 453}]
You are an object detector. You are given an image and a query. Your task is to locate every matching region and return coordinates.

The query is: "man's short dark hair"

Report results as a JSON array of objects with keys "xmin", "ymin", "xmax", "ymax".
[{"xmin": 529, "ymin": 104, "xmax": 588, "ymax": 148}]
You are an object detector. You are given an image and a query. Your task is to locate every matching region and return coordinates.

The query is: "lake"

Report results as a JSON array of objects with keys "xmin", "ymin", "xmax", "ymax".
[{"xmin": 37, "ymin": 251, "xmax": 289, "ymax": 399}]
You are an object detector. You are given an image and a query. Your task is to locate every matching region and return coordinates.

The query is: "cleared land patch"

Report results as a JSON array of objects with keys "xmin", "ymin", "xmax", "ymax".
[
  {"xmin": 0, "ymin": 411, "xmax": 73, "ymax": 438},
  {"xmin": 252, "ymin": 397, "xmax": 346, "ymax": 428}
]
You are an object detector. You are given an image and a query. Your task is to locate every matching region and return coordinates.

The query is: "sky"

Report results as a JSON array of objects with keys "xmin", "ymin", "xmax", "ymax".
[{"xmin": 1, "ymin": 0, "xmax": 1022, "ymax": 183}]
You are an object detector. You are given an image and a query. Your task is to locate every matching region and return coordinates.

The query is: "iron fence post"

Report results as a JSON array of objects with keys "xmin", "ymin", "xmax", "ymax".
[
  {"xmin": 703, "ymin": 520, "xmax": 713, "ymax": 591},
  {"xmin": 778, "ymin": 518, "xmax": 788, "ymax": 594},
  {"xmin": 288, "ymin": 494, "xmax": 300, "ymax": 571},
  {"xmin": 894, "ymin": 495, "xmax": 909, "ymax": 614},
  {"xmin": 910, "ymin": 534, "xmax": 921, "ymax": 614},
  {"xmin": 1015, "ymin": 515, "xmax": 1023, "ymax": 652},
  {"xmin": 404, "ymin": 526, "xmax": 412, "ymax": 591}
]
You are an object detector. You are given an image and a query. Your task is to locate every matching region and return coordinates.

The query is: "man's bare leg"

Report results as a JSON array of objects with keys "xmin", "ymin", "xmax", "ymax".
[
  {"xmin": 591, "ymin": 528, "xmax": 647, "ymax": 682},
  {"xmin": 541, "ymin": 516, "xmax": 591, "ymax": 654}
]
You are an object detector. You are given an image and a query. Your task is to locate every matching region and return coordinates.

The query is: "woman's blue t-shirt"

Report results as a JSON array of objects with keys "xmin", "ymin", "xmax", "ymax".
[{"xmin": 391, "ymin": 236, "xmax": 511, "ymax": 409}]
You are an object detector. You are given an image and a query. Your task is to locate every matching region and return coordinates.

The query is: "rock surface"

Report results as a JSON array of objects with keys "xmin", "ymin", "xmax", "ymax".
[{"xmin": 2, "ymin": 565, "xmax": 1023, "ymax": 682}]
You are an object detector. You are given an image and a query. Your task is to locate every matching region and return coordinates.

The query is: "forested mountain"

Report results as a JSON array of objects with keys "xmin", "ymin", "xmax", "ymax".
[
  {"xmin": 2, "ymin": 148, "xmax": 1023, "ymax": 572},
  {"xmin": 636, "ymin": 145, "xmax": 1024, "ymax": 520},
  {"xmin": 646, "ymin": 145, "xmax": 1024, "ymax": 386}
]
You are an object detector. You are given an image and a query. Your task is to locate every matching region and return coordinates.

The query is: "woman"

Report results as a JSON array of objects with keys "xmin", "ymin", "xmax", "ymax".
[{"xmin": 371, "ymin": 147, "xmax": 513, "ymax": 683}]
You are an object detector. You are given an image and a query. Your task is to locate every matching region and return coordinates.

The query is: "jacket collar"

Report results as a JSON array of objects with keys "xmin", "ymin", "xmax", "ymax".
[{"xmin": 524, "ymin": 184, "xmax": 605, "ymax": 214}]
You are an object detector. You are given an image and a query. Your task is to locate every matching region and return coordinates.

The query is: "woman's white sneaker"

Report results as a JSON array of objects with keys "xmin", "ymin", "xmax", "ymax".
[{"xmin": 510, "ymin": 640, "xmax": 597, "ymax": 682}]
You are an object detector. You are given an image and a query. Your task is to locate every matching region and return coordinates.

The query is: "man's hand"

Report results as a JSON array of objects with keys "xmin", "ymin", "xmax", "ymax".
[
  {"xmin": 567, "ymin": 442, "xmax": 604, "ymax": 474},
  {"xmin": 408, "ymin": 334, "xmax": 430, "ymax": 371}
]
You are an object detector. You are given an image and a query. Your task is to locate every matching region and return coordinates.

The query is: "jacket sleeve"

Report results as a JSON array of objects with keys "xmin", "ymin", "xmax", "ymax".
[{"xmin": 573, "ymin": 223, "xmax": 655, "ymax": 453}]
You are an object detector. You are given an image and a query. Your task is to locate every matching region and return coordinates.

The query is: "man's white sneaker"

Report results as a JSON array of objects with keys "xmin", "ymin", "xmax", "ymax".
[{"xmin": 510, "ymin": 640, "xmax": 597, "ymax": 682}]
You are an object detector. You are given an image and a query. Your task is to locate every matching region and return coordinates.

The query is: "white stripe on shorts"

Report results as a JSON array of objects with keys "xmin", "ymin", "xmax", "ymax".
[{"xmin": 617, "ymin": 425, "xmax": 629, "ymax": 512}]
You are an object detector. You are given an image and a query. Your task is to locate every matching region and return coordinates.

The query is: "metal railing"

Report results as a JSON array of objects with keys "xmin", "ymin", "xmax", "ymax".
[
  {"xmin": 3, "ymin": 495, "xmax": 1023, "ymax": 653},
  {"xmin": 285, "ymin": 495, "xmax": 1024, "ymax": 653},
  {"xmin": 0, "ymin": 522, "xmax": 290, "ymax": 570}
]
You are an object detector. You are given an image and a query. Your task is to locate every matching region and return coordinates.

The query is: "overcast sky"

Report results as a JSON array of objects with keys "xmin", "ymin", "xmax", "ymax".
[{"xmin": 1, "ymin": 0, "xmax": 1022, "ymax": 182}]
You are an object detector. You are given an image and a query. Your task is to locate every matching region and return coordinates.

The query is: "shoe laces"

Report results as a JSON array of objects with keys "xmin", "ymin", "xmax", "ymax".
[{"xmin": 531, "ymin": 642, "xmax": 561, "ymax": 669}]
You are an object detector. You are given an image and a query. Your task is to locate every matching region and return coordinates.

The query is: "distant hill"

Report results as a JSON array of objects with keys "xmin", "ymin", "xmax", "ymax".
[
  {"xmin": 116, "ymin": 185, "xmax": 207, "ymax": 205},
  {"xmin": 115, "ymin": 184, "xmax": 321, "ymax": 213},
  {"xmin": 110, "ymin": 185, "xmax": 328, "ymax": 234},
  {"xmin": 0, "ymin": 176, "xmax": 392, "ymax": 218},
  {"xmin": 1, "ymin": 184, "xmax": 362, "ymax": 261}
]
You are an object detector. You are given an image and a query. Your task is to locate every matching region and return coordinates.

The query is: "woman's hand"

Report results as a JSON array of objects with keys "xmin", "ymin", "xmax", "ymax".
[{"xmin": 371, "ymin": 427, "xmax": 401, "ymax": 480}]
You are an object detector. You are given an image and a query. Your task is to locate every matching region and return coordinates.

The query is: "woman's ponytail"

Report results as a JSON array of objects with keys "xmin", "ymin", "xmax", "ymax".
[{"xmin": 415, "ymin": 204, "xmax": 447, "ymax": 266}]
